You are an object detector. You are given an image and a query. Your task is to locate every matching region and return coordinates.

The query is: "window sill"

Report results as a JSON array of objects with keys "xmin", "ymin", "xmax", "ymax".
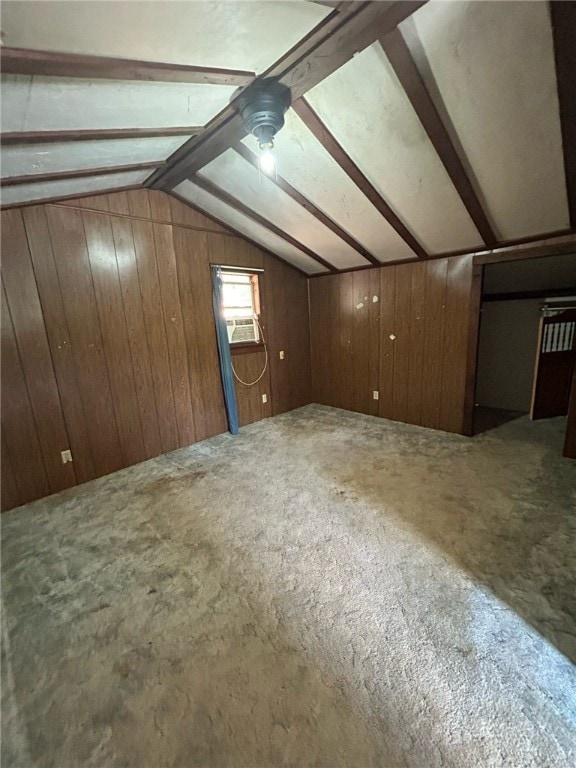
[{"xmin": 230, "ymin": 342, "xmax": 265, "ymax": 356}]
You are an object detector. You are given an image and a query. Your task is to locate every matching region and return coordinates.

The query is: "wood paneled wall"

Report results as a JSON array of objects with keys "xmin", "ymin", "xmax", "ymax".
[
  {"xmin": 1, "ymin": 190, "xmax": 311, "ymax": 511},
  {"xmin": 309, "ymin": 255, "xmax": 476, "ymax": 434},
  {"xmin": 564, "ymin": 368, "xmax": 576, "ymax": 460},
  {"xmin": 232, "ymin": 350, "xmax": 272, "ymax": 426}
]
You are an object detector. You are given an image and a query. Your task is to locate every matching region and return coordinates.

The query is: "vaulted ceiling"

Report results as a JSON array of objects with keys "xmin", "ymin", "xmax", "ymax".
[{"xmin": 1, "ymin": 1, "xmax": 574, "ymax": 275}]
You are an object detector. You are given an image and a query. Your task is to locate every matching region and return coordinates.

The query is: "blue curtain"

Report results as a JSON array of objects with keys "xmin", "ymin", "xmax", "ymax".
[{"xmin": 211, "ymin": 265, "xmax": 239, "ymax": 435}]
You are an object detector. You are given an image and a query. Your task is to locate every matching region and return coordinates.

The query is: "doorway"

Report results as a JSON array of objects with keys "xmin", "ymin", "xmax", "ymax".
[
  {"xmin": 530, "ymin": 307, "xmax": 576, "ymax": 419},
  {"xmin": 470, "ymin": 251, "xmax": 576, "ymax": 437}
]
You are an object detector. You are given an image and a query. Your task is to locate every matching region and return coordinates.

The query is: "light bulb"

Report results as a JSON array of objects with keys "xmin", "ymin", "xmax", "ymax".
[{"xmin": 259, "ymin": 149, "xmax": 276, "ymax": 176}]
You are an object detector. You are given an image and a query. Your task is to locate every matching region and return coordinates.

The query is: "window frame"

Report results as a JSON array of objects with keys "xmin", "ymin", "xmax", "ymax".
[{"xmin": 218, "ymin": 267, "xmax": 264, "ymax": 353}]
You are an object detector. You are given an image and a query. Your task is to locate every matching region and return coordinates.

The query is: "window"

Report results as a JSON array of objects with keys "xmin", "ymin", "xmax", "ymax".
[{"xmin": 221, "ymin": 270, "xmax": 261, "ymax": 345}]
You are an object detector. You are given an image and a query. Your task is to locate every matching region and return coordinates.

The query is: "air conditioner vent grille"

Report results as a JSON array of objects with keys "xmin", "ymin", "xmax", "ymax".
[{"xmin": 227, "ymin": 318, "xmax": 258, "ymax": 344}]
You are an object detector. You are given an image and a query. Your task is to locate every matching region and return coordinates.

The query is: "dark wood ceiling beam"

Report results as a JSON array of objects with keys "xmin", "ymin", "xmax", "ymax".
[
  {"xmin": 148, "ymin": 1, "xmax": 427, "ymax": 190},
  {"xmin": 0, "ymin": 184, "xmax": 143, "ymax": 211},
  {"xmin": 473, "ymin": 238, "xmax": 576, "ymax": 265},
  {"xmin": 0, "ymin": 47, "xmax": 255, "ymax": 85},
  {"xmin": 483, "ymin": 287, "xmax": 576, "ymax": 302},
  {"xmin": 1, "ymin": 127, "xmax": 203, "ymax": 145},
  {"xmin": 146, "ymin": 4, "xmax": 361, "ymax": 190},
  {"xmin": 380, "ymin": 28, "xmax": 497, "ymax": 246},
  {"xmin": 233, "ymin": 142, "xmax": 379, "ymax": 266},
  {"xmin": 265, "ymin": 2, "xmax": 426, "ymax": 100},
  {"xmin": 550, "ymin": 1, "xmax": 576, "ymax": 228},
  {"xmin": 193, "ymin": 175, "xmax": 338, "ymax": 273},
  {"xmin": 293, "ymin": 97, "xmax": 427, "ymax": 258},
  {"xmin": 147, "ymin": 112, "xmax": 246, "ymax": 190},
  {"xmin": 307, "ymin": 231, "xmax": 576, "ymax": 276},
  {"xmin": 1, "ymin": 162, "xmax": 160, "ymax": 187}
]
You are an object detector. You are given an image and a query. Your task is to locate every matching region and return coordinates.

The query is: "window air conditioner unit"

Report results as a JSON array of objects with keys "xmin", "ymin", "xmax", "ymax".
[{"xmin": 227, "ymin": 318, "xmax": 259, "ymax": 344}]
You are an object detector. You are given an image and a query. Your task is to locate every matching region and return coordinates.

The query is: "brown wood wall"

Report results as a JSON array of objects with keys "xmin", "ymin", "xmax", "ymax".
[
  {"xmin": 563, "ymin": 368, "xmax": 576, "ymax": 460},
  {"xmin": 309, "ymin": 255, "xmax": 476, "ymax": 434},
  {"xmin": 1, "ymin": 190, "xmax": 311, "ymax": 511}
]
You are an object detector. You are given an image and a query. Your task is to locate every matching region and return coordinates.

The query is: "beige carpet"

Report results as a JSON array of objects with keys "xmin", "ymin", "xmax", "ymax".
[{"xmin": 2, "ymin": 405, "xmax": 575, "ymax": 767}]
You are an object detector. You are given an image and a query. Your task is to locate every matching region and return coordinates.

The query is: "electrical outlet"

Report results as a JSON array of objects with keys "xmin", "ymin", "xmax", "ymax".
[
  {"xmin": 61, "ymin": 449, "xmax": 73, "ymax": 464},
  {"xmin": 262, "ymin": 394, "xmax": 268, "ymax": 403},
  {"xmin": 279, "ymin": 350, "xmax": 285, "ymax": 360},
  {"xmin": 373, "ymin": 391, "xmax": 379, "ymax": 400}
]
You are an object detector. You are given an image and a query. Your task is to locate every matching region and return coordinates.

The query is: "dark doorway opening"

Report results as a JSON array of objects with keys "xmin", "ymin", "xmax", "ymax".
[{"xmin": 470, "ymin": 251, "xmax": 576, "ymax": 436}]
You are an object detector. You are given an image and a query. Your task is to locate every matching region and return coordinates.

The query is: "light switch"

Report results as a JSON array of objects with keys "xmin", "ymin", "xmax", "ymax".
[
  {"xmin": 262, "ymin": 394, "xmax": 268, "ymax": 403},
  {"xmin": 279, "ymin": 351, "xmax": 285, "ymax": 360},
  {"xmin": 61, "ymin": 449, "xmax": 73, "ymax": 464},
  {"xmin": 373, "ymin": 391, "xmax": 379, "ymax": 400}
]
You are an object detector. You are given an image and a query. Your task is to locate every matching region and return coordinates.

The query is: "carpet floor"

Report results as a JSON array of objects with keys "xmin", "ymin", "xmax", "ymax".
[{"xmin": 2, "ymin": 405, "xmax": 575, "ymax": 768}]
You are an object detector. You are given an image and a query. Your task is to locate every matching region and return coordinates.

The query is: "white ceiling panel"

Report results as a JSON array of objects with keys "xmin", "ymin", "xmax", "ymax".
[
  {"xmin": 1, "ymin": 136, "xmax": 190, "ymax": 178},
  {"xmin": 1, "ymin": 1, "xmax": 329, "ymax": 74},
  {"xmin": 411, "ymin": 0, "xmax": 568, "ymax": 240},
  {"xmin": 200, "ymin": 149, "xmax": 370, "ymax": 269},
  {"xmin": 306, "ymin": 42, "xmax": 484, "ymax": 255},
  {"xmin": 245, "ymin": 109, "xmax": 416, "ymax": 263},
  {"xmin": 1, "ymin": 75, "xmax": 236, "ymax": 132},
  {"xmin": 174, "ymin": 180, "xmax": 326, "ymax": 275},
  {"xmin": 1, "ymin": 170, "xmax": 149, "ymax": 206}
]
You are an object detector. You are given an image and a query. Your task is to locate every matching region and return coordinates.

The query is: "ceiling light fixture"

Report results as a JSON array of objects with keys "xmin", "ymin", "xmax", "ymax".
[
  {"xmin": 236, "ymin": 80, "xmax": 290, "ymax": 178},
  {"xmin": 258, "ymin": 148, "xmax": 276, "ymax": 176}
]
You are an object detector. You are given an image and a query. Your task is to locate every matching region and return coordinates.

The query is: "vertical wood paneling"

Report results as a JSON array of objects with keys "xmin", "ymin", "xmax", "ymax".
[
  {"xmin": 285, "ymin": 266, "xmax": 309, "ymax": 411},
  {"xmin": 563, "ymin": 368, "xmax": 576, "ymax": 459},
  {"xmin": 75, "ymin": 195, "xmax": 109, "ymax": 212},
  {"xmin": 224, "ymin": 234, "xmax": 265, "ymax": 270},
  {"xmin": 420, "ymin": 259, "xmax": 448, "ymax": 429},
  {"xmin": 82, "ymin": 210, "xmax": 148, "ymax": 466},
  {"xmin": 232, "ymin": 351, "xmax": 272, "ymax": 426},
  {"xmin": 265, "ymin": 257, "xmax": 289, "ymax": 412},
  {"xmin": 462, "ymin": 263, "xmax": 483, "ymax": 437},
  {"xmin": 1, "ymin": 209, "xmax": 76, "ymax": 493},
  {"xmin": 378, "ymin": 266, "xmax": 396, "ymax": 420},
  {"xmin": 271, "ymin": 263, "xmax": 311, "ymax": 414},
  {"xmin": 172, "ymin": 228, "xmax": 223, "ymax": 441},
  {"xmin": 311, "ymin": 254, "xmax": 476, "ymax": 435},
  {"xmin": 351, "ymin": 271, "xmax": 371, "ymax": 415},
  {"xmin": 148, "ymin": 190, "xmax": 172, "ymax": 222},
  {"xmin": 2, "ymin": 190, "xmax": 313, "ymax": 510},
  {"xmin": 440, "ymin": 256, "xmax": 474, "ymax": 434},
  {"xmin": 110, "ymin": 215, "xmax": 163, "ymax": 459},
  {"xmin": 368, "ymin": 269, "xmax": 381, "ymax": 417},
  {"xmin": 1, "ymin": 427, "xmax": 21, "ymax": 512},
  {"xmin": 316, "ymin": 274, "xmax": 334, "ymax": 406},
  {"xmin": 405, "ymin": 262, "xmax": 427, "ymax": 425},
  {"xmin": 177, "ymin": 229, "xmax": 211, "ymax": 444},
  {"xmin": 153, "ymin": 223, "xmax": 196, "ymax": 447},
  {"xmin": 131, "ymin": 218, "xmax": 179, "ymax": 453},
  {"xmin": 392, "ymin": 265, "xmax": 412, "ymax": 423},
  {"xmin": 1, "ymin": 280, "xmax": 50, "ymax": 502},
  {"xmin": 309, "ymin": 277, "xmax": 330, "ymax": 405},
  {"xmin": 107, "ymin": 191, "xmax": 131, "ymax": 216},
  {"xmin": 328, "ymin": 274, "xmax": 341, "ymax": 408},
  {"xmin": 46, "ymin": 205, "xmax": 124, "ymax": 477},
  {"xmin": 339, "ymin": 272, "xmax": 354, "ymax": 411},
  {"xmin": 127, "ymin": 189, "xmax": 152, "ymax": 220},
  {"xmin": 311, "ymin": 267, "xmax": 380, "ymax": 418},
  {"xmin": 22, "ymin": 206, "xmax": 97, "ymax": 483}
]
